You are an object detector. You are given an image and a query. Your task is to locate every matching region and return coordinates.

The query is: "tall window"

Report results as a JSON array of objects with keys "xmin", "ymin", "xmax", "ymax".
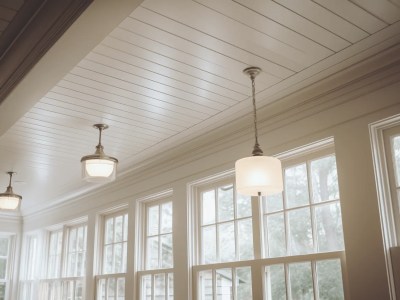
[
  {"xmin": 192, "ymin": 141, "xmax": 347, "ymax": 300},
  {"xmin": 96, "ymin": 211, "xmax": 128, "ymax": 300},
  {"xmin": 19, "ymin": 235, "xmax": 38, "ymax": 299},
  {"xmin": 40, "ymin": 222, "xmax": 87, "ymax": 300},
  {"xmin": 0, "ymin": 236, "xmax": 11, "ymax": 300},
  {"xmin": 138, "ymin": 198, "xmax": 173, "ymax": 300}
]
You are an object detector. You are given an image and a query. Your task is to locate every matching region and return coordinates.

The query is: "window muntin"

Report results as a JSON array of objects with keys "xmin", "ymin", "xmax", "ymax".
[
  {"xmin": 263, "ymin": 155, "xmax": 344, "ymax": 258},
  {"xmin": 103, "ymin": 213, "xmax": 128, "ymax": 274},
  {"xmin": 199, "ymin": 183, "xmax": 253, "ymax": 264}
]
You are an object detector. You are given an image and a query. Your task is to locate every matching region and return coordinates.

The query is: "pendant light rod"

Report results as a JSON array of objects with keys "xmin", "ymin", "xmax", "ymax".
[
  {"xmin": 243, "ymin": 67, "xmax": 263, "ymax": 156},
  {"xmin": 6, "ymin": 171, "xmax": 15, "ymax": 187},
  {"xmin": 94, "ymin": 124, "xmax": 108, "ymax": 148}
]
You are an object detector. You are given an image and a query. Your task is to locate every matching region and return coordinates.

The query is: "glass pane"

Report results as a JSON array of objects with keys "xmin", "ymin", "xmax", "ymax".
[
  {"xmin": 117, "ymin": 277, "xmax": 125, "ymax": 300},
  {"xmin": 202, "ymin": 190, "xmax": 216, "ymax": 225},
  {"xmin": 168, "ymin": 273, "xmax": 174, "ymax": 300},
  {"xmin": 316, "ymin": 259, "xmax": 344, "ymax": 300},
  {"xmin": 105, "ymin": 218, "xmax": 114, "ymax": 244},
  {"xmin": 265, "ymin": 264, "xmax": 286, "ymax": 300},
  {"xmin": 148, "ymin": 205, "xmax": 160, "ymax": 236},
  {"xmin": 202, "ymin": 225, "xmax": 216, "ymax": 264},
  {"xmin": 77, "ymin": 252, "xmax": 85, "ymax": 277},
  {"xmin": 97, "ymin": 278, "xmax": 106, "ymax": 300},
  {"xmin": 218, "ymin": 185, "xmax": 234, "ymax": 222},
  {"xmin": 161, "ymin": 202, "xmax": 173, "ymax": 234},
  {"xmin": 107, "ymin": 278, "xmax": 116, "ymax": 298},
  {"xmin": 264, "ymin": 193, "xmax": 284, "ymax": 213},
  {"xmin": 199, "ymin": 270, "xmax": 213, "ymax": 300},
  {"xmin": 0, "ymin": 283, "xmax": 5, "ymax": 300},
  {"xmin": 115, "ymin": 215, "xmax": 123, "ymax": 242},
  {"xmin": 236, "ymin": 193, "xmax": 252, "ymax": 218},
  {"xmin": 288, "ymin": 208, "xmax": 313, "ymax": 255},
  {"xmin": 238, "ymin": 218, "xmax": 254, "ymax": 260},
  {"xmin": 315, "ymin": 202, "xmax": 344, "ymax": 252},
  {"xmin": 289, "ymin": 262, "xmax": 313, "ymax": 300},
  {"xmin": 67, "ymin": 253, "xmax": 76, "ymax": 277},
  {"xmin": 123, "ymin": 214, "xmax": 128, "ymax": 241},
  {"xmin": 161, "ymin": 234, "xmax": 173, "ymax": 268},
  {"xmin": 114, "ymin": 243, "xmax": 123, "ymax": 273},
  {"xmin": 219, "ymin": 222, "xmax": 235, "ymax": 262},
  {"xmin": 311, "ymin": 156, "xmax": 339, "ymax": 203},
  {"xmin": 266, "ymin": 213, "xmax": 286, "ymax": 258},
  {"xmin": 77, "ymin": 226, "xmax": 85, "ymax": 251},
  {"xmin": 155, "ymin": 273, "xmax": 166, "ymax": 298},
  {"xmin": 147, "ymin": 236, "xmax": 159, "ymax": 269},
  {"xmin": 392, "ymin": 136, "xmax": 400, "ymax": 186},
  {"xmin": 216, "ymin": 268, "xmax": 233, "ymax": 300},
  {"xmin": 141, "ymin": 275, "xmax": 152, "ymax": 300},
  {"xmin": 104, "ymin": 244, "xmax": 113, "ymax": 274},
  {"xmin": 0, "ymin": 238, "xmax": 8, "ymax": 256},
  {"xmin": 285, "ymin": 164, "xmax": 309, "ymax": 208},
  {"xmin": 0, "ymin": 258, "xmax": 6, "ymax": 279},
  {"xmin": 236, "ymin": 267, "xmax": 252, "ymax": 300},
  {"xmin": 69, "ymin": 228, "xmax": 77, "ymax": 251}
]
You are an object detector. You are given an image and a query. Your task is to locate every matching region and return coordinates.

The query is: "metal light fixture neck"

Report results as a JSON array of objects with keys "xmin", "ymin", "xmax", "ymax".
[
  {"xmin": 235, "ymin": 67, "xmax": 283, "ymax": 197},
  {"xmin": 81, "ymin": 124, "xmax": 118, "ymax": 183},
  {"xmin": 0, "ymin": 172, "xmax": 22, "ymax": 210}
]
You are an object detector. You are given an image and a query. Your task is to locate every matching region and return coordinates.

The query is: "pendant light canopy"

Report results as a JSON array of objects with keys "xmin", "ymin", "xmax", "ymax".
[
  {"xmin": 0, "ymin": 172, "xmax": 22, "ymax": 210},
  {"xmin": 235, "ymin": 67, "xmax": 283, "ymax": 196},
  {"xmin": 81, "ymin": 124, "xmax": 118, "ymax": 182}
]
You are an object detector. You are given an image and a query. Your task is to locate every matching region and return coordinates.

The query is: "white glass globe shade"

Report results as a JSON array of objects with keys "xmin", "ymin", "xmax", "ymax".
[
  {"xmin": 235, "ymin": 155, "xmax": 283, "ymax": 196},
  {"xmin": 0, "ymin": 195, "xmax": 20, "ymax": 210},
  {"xmin": 82, "ymin": 159, "xmax": 117, "ymax": 182}
]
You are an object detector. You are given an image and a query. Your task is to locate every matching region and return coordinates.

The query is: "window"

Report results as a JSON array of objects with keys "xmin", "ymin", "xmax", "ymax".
[
  {"xmin": 138, "ymin": 197, "xmax": 173, "ymax": 300},
  {"xmin": 191, "ymin": 140, "xmax": 347, "ymax": 300},
  {"xmin": 39, "ymin": 222, "xmax": 87, "ymax": 300},
  {"xmin": 19, "ymin": 235, "xmax": 38, "ymax": 300},
  {"xmin": 96, "ymin": 211, "xmax": 128, "ymax": 300},
  {"xmin": 0, "ymin": 236, "xmax": 12, "ymax": 300}
]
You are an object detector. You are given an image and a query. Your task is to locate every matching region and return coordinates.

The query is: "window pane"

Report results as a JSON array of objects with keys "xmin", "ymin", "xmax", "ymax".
[
  {"xmin": 104, "ymin": 244, "xmax": 113, "ymax": 274},
  {"xmin": 236, "ymin": 267, "xmax": 252, "ymax": 300},
  {"xmin": 289, "ymin": 262, "xmax": 313, "ymax": 300},
  {"xmin": 199, "ymin": 270, "xmax": 213, "ymax": 300},
  {"xmin": 69, "ymin": 228, "xmax": 77, "ymax": 251},
  {"xmin": 168, "ymin": 273, "xmax": 174, "ymax": 300},
  {"xmin": 317, "ymin": 259, "xmax": 344, "ymax": 300},
  {"xmin": 219, "ymin": 222, "xmax": 235, "ymax": 262},
  {"xmin": 265, "ymin": 264, "xmax": 286, "ymax": 300},
  {"xmin": 114, "ymin": 243, "xmax": 123, "ymax": 273},
  {"xmin": 288, "ymin": 208, "xmax": 313, "ymax": 255},
  {"xmin": 264, "ymin": 193, "xmax": 284, "ymax": 213},
  {"xmin": 218, "ymin": 185, "xmax": 234, "ymax": 222},
  {"xmin": 392, "ymin": 136, "xmax": 400, "ymax": 186},
  {"xmin": 123, "ymin": 214, "xmax": 128, "ymax": 241},
  {"xmin": 236, "ymin": 194, "xmax": 252, "ymax": 218},
  {"xmin": 266, "ymin": 213, "xmax": 286, "ymax": 258},
  {"xmin": 0, "ymin": 258, "xmax": 6, "ymax": 279},
  {"xmin": 202, "ymin": 190, "xmax": 216, "ymax": 225},
  {"xmin": 311, "ymin": 156, "xmax": 339, "ymax": 203},
  {"xmin": 161, "ymin": 202, "xmax": 173, "ymax": 234},
  {"xmin": 202, "ymin": 225, "xmax": 216, "ymax": 264},
  {"xmin": 141, "ymin": 275, "xmax": 152, "ymax": 300},
  {"xmin": 155, "ymin": 273, "xmax": 166, "ymax": 298},
  {"xmin": 0, "ymin": 238, "xmax": 7, "ymax": 256},
  {"xmin": 107, "ymin": 278, "xmax": 116, "ymax": 298},
  {"xmin": 0, "ymin": 283, "xmax": 5, "ymax": 300},
  {"xmin": 147, "ymin": 236, "xmax": 159, "ymax": 269},
  {"xmin": 105, "ymin": 218, "xmax": 114, "ymax": 244},
  {"xmin": 238, "ymin": 218, "xmax": 254, "ymax": 260},
  {"xmin": 315, "ymin": 203, "xmax": 344, "ymax": 252},
  {"xmin": 161, "ymin": 234, "xmax": 173, "ymax": 268},
  {"xmin": 285, "ymin": 164, "xmax": 309, "ymax": 208},
  {"xmin": 148, "ymin": 205, "xmax": 160, "ymax": 236},
  {"xmin": 216, "ymin": 268, "xmax": 233, "ymax": 300},
  {"xmin": 67, "ymin": 253, "xmax": 76, "ymax": 277},
  {"xmin": 115, "ymin": 215, "xmax": 123, "ymax": 242}
]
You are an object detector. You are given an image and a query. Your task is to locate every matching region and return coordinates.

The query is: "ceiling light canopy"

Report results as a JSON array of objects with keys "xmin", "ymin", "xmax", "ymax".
[
  {"xmin": 0, "ymin": 172, "xmax": 22, "ymax": 210},
  {"xmin": 81, "ymin": 124, "xmax": 118, "ymax": 183},
  {"xmin": 235, "ymin": 67, "xmax": 283, "ymax": 196}
]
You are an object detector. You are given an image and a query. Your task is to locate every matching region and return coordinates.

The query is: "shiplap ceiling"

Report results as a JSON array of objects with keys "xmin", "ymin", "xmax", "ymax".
[{"xmin": 1, "ymin": 0, "xmax": 400, "ymax": 214}]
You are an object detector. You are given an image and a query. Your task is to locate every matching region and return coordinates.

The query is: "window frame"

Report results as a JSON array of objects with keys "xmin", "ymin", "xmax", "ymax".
[{"xmin": 0, "ymin": 234, "xmax": 14, "ymax": 300}]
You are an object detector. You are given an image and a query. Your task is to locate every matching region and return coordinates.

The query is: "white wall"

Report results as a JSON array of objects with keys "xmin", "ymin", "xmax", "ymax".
[{"xmin": 8, "ymin": 61, "xmax": 400, "ymax": 299}]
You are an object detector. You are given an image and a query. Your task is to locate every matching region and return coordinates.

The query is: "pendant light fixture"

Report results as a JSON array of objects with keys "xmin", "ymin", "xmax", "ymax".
[
  {"xmin": 0, "ymin": 172, "xmax": 22, "ymax": 210},
  {"xmin": 81, "ymin": 124, "xmax": 118, "ymax": 182},
  {"xmin": 235, "ymin": 67, "xmax": 283, "ymax": 196}
]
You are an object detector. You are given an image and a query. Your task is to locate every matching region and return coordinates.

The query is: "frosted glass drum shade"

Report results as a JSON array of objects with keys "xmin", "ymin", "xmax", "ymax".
[
  {"xmin": 0, "ymin": 195, "xmax": 20, "ymax": 210},
  {"xmin": 82, "ymin": 159, "xmax": 117, "ymax": 182},
  {"xmin": 235, "ymin": 156, "xmax": 283, "ymax": 196}
]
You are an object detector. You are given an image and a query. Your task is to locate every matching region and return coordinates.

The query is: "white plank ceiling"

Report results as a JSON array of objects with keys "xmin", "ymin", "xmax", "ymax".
[{"xmin": 1, "ymin": 0, "xmax": 400, "ymax": 214}]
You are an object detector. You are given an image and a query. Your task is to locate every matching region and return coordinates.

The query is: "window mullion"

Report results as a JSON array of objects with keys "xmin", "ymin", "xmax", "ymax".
[{"xmin": 312, "ymin": 261, "xmax": 319, "ymax": 300}]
